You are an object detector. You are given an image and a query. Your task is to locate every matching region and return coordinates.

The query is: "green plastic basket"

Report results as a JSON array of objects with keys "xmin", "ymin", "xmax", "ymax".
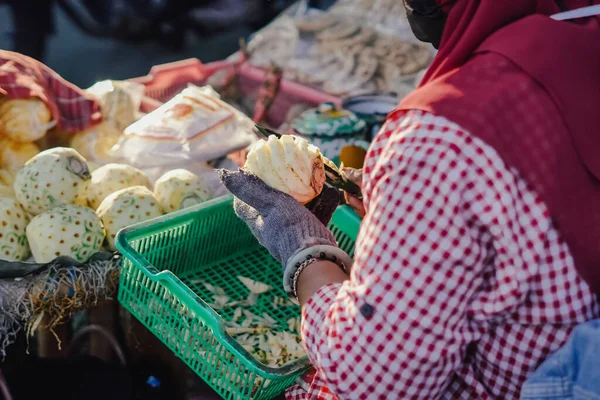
[{"xmin": 116, "ymin": 195, "xmax": 361, "ymax": 400}]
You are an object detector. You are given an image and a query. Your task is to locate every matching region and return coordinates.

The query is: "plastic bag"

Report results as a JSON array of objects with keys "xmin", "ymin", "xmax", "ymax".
[
  {"xmin": 326, "ymin": 0, "xmax": 415, "ymax": 39},
  {"xmin": 245, "ymin": 8, "xmax": 433, "ymax": 99},
  {"xmin": 86, "ymin": 80, "xmax": 145, "ymax": 132},
  {"xmin": 246, "ymin": 16, "xmax": 300, "ymax": 70},
  {"xmin": 109, "ymin": 84, "xmax": 256, "ymax": 168}
]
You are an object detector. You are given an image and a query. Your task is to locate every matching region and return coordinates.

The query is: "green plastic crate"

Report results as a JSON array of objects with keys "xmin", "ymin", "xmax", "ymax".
[{"xmin": 116, "ymin": 195, "xmax": 361, "ymax": 400}]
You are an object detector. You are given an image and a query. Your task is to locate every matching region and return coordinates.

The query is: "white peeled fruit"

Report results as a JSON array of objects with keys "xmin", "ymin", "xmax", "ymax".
[
  {"xmin": 96, "ymin": 186, "xmax": 163, "ymax": 250},
  {"xmin": 0, "ymin": 197, "xmax": 30, "ymax": 261},
  {"xmin": 153, "ymin": 169, "xmax": 212, "ymax": 213},
  {"xmin": 243, "ymin": 135, "xmax": 326, "ymax": 204},
  {"xmin": 26, "ymin": 204, "xmax": 104, "ymax": 263},
  {"xmin": 0, "ymin": 98, "xmax": 53, "ymax": 142},
  {"xmin": 13, "ymin": 147, "xmax": 91, "ymax": 215},
  {"xmin": 87, "ymin": 163, "xmax": 150, "ymax": 210}
]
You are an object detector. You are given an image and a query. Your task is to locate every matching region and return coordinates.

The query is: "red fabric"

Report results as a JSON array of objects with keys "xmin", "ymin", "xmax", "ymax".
[
  {"xmin": 0, "ymin": 50, "xmax": 102, "ymax": 132},
  {"xmin": 399, "ymin": 0, "xmax": 600, "ymax": 294},
  {"xmin": 286, "ymin": 110, "xmax": 599, "ymax": 399}
]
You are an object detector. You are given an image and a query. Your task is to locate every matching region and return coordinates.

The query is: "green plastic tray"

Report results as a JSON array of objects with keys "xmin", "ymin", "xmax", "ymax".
[{"xmin": 116, "ymin": 195, "xmax": 361, "ymax": 400}]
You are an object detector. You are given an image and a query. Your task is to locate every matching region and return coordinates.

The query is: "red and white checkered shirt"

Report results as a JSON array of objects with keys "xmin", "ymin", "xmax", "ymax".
[{"xmin": 285, "ymin": 110, "xmax": 600, "ymax": 400}]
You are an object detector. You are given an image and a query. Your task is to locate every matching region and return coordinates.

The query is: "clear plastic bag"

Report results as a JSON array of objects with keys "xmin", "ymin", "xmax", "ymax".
[
  {"xmin": 326, "ymin": 0, "xmax": 415, "ymax": 40},
  {"xmin": 86, "ymin": 80, "xmax": 146, "ymax": 132},
  {"xmin": 68, "ymin": 80, "xmax": 147, "ymax": 165},
  {"xmin": 245, "ymin": 6, "xmax": 434, "ymax": 99},
  {"xmin": 109, "ymin": 84, "xmax": 256, "ymax": 169}
]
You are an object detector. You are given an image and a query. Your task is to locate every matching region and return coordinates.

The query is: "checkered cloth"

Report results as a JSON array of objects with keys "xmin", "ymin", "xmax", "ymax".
[
  {"xmin": 285, "ymin": 110, "xmax": 600, "ymax": 400},
  {"xmin": 0, "ymin": 51, "xmax": 102, "ymax": 132}
]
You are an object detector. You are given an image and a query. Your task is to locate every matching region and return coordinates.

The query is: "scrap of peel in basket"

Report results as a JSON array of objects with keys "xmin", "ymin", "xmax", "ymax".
[{"xmin": 195, "ymin": 276, "xmax": 305, "ymax": 368}]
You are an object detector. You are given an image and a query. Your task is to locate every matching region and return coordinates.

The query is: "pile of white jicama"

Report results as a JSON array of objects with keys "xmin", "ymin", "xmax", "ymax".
[
  {"xmin": 199, "ymin": 276, "xmax": 304, "ymax": 368},
  {"xmin": 0, "ymin": 147, "xmax": 214, "ymax": 263}
]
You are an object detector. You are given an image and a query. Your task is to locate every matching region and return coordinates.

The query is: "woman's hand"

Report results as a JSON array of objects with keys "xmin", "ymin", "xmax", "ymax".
[
  {"xmin": 342, "ymin": 167, "xmax": 365, "ymax": 218},
  {"xmin": 218, "ymin": 168, "xmax": 352, "ymax": 299}
]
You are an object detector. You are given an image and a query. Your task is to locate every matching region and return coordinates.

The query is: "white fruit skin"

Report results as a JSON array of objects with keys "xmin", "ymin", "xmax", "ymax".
[
  {"xmin": 96, "ymin": 186, "xmax": 163, "ymax": 251},
  {"xmin": 87, "ymin": 163, "xmax": 151, "ymax": 209},
  {"xmin": 153, "ymin": 169, "xmax": 212, "ymax": 213},
  {"xmin": 13, "ymin": 147, "xmax": 91, "ymax": 216},
  {"xmin": 26, "ymin": 205, "xmax": 105, "ymax": 263},
  {"xmin": 244, "ymin": 135, "xmax": 324, "ymax": 204},
  {"xmin": 0, "ymin": 197, "xmax": 30, "ymax": 261}
]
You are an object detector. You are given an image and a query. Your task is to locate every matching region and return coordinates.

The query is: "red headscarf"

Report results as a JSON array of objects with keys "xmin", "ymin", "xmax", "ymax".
[
  {"xmin": 398, "ymin": 1, "xmax": 600, "ymax": 294},
  {"xmin": 420, "ymin": 0, "xmax": 600, "ymax": 177}
]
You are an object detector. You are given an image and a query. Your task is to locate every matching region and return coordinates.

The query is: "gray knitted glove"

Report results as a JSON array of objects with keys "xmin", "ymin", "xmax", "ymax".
[{"xmin": 218, "ymin": 169, "xmax": 351, "ymax": 298}]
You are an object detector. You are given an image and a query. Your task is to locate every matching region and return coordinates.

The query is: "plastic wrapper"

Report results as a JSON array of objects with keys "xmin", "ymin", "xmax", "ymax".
[
  {"xmin": 109, "ymin": 84, "xmax": 257, "ymax": 169},
  {"xmin": 244, "ymin": 7, "xmax": 434, "ymax": 99},
  {"xmin": 86, "ymin": 80, "xmax": 145, "ymax": 132},
  {"xmin": 327, "ymin": 0, "xmax": 415, "ymax": 39},
  {"xmin": 246, "ymin": 16, "xmax": 300, "ymax": 70}
]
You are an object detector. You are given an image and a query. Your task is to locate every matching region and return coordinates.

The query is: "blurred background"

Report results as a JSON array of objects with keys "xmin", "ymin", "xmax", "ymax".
[{"xmin": 0, "ymin": 0, "xmax": 335, "ymax": 88}]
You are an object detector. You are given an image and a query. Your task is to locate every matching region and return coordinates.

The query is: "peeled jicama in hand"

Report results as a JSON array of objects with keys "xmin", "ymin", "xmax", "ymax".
[
  {"xmin": 243, "ymin": 135, "xmax": 325, "ymax": 204},
  {"xmin": 0, "ymin": 98, "xmax": 54, "ymax": 142}
]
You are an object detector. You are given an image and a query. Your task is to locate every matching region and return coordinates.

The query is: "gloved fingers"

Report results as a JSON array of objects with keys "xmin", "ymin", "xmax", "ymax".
[
  {"xmin": 306, "ymin": 186, "xmax": 340, "ymax": 226},
  {"xmin": 341, "ymin": 167, "xmax": 362, "ymax": 185},
  {"xmin": 341, "ymin": 167, "xmax": 365, "ymax": 218},
  {"xmin": 217, "ymin": 168, "xmax": 293, "ymax": 213},
  {"xmin": 233, "ymin": 197, "xmax": 260, "ymax": 223},
  {"xmin": 345, "ymin": 194, "xmax": 366, "ymax": 218}
]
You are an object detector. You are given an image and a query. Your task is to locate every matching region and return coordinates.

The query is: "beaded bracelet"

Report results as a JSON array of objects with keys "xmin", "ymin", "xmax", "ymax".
[
  {"xmin": 291, "ymin": 257, "xmax": 318, "ymax": 300},
  {"xmin": 284, "ymin": 245, "xmax": 352, "ymax": 304},
  {"xmin": 290, "ymin": 254, "xmax": 348, "ymax": 302}
]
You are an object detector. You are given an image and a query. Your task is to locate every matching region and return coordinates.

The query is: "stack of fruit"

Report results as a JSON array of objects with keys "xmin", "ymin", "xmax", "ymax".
[{"xmin": 0, "ymin": 147, "xmax": 214, "ymax": 263}]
